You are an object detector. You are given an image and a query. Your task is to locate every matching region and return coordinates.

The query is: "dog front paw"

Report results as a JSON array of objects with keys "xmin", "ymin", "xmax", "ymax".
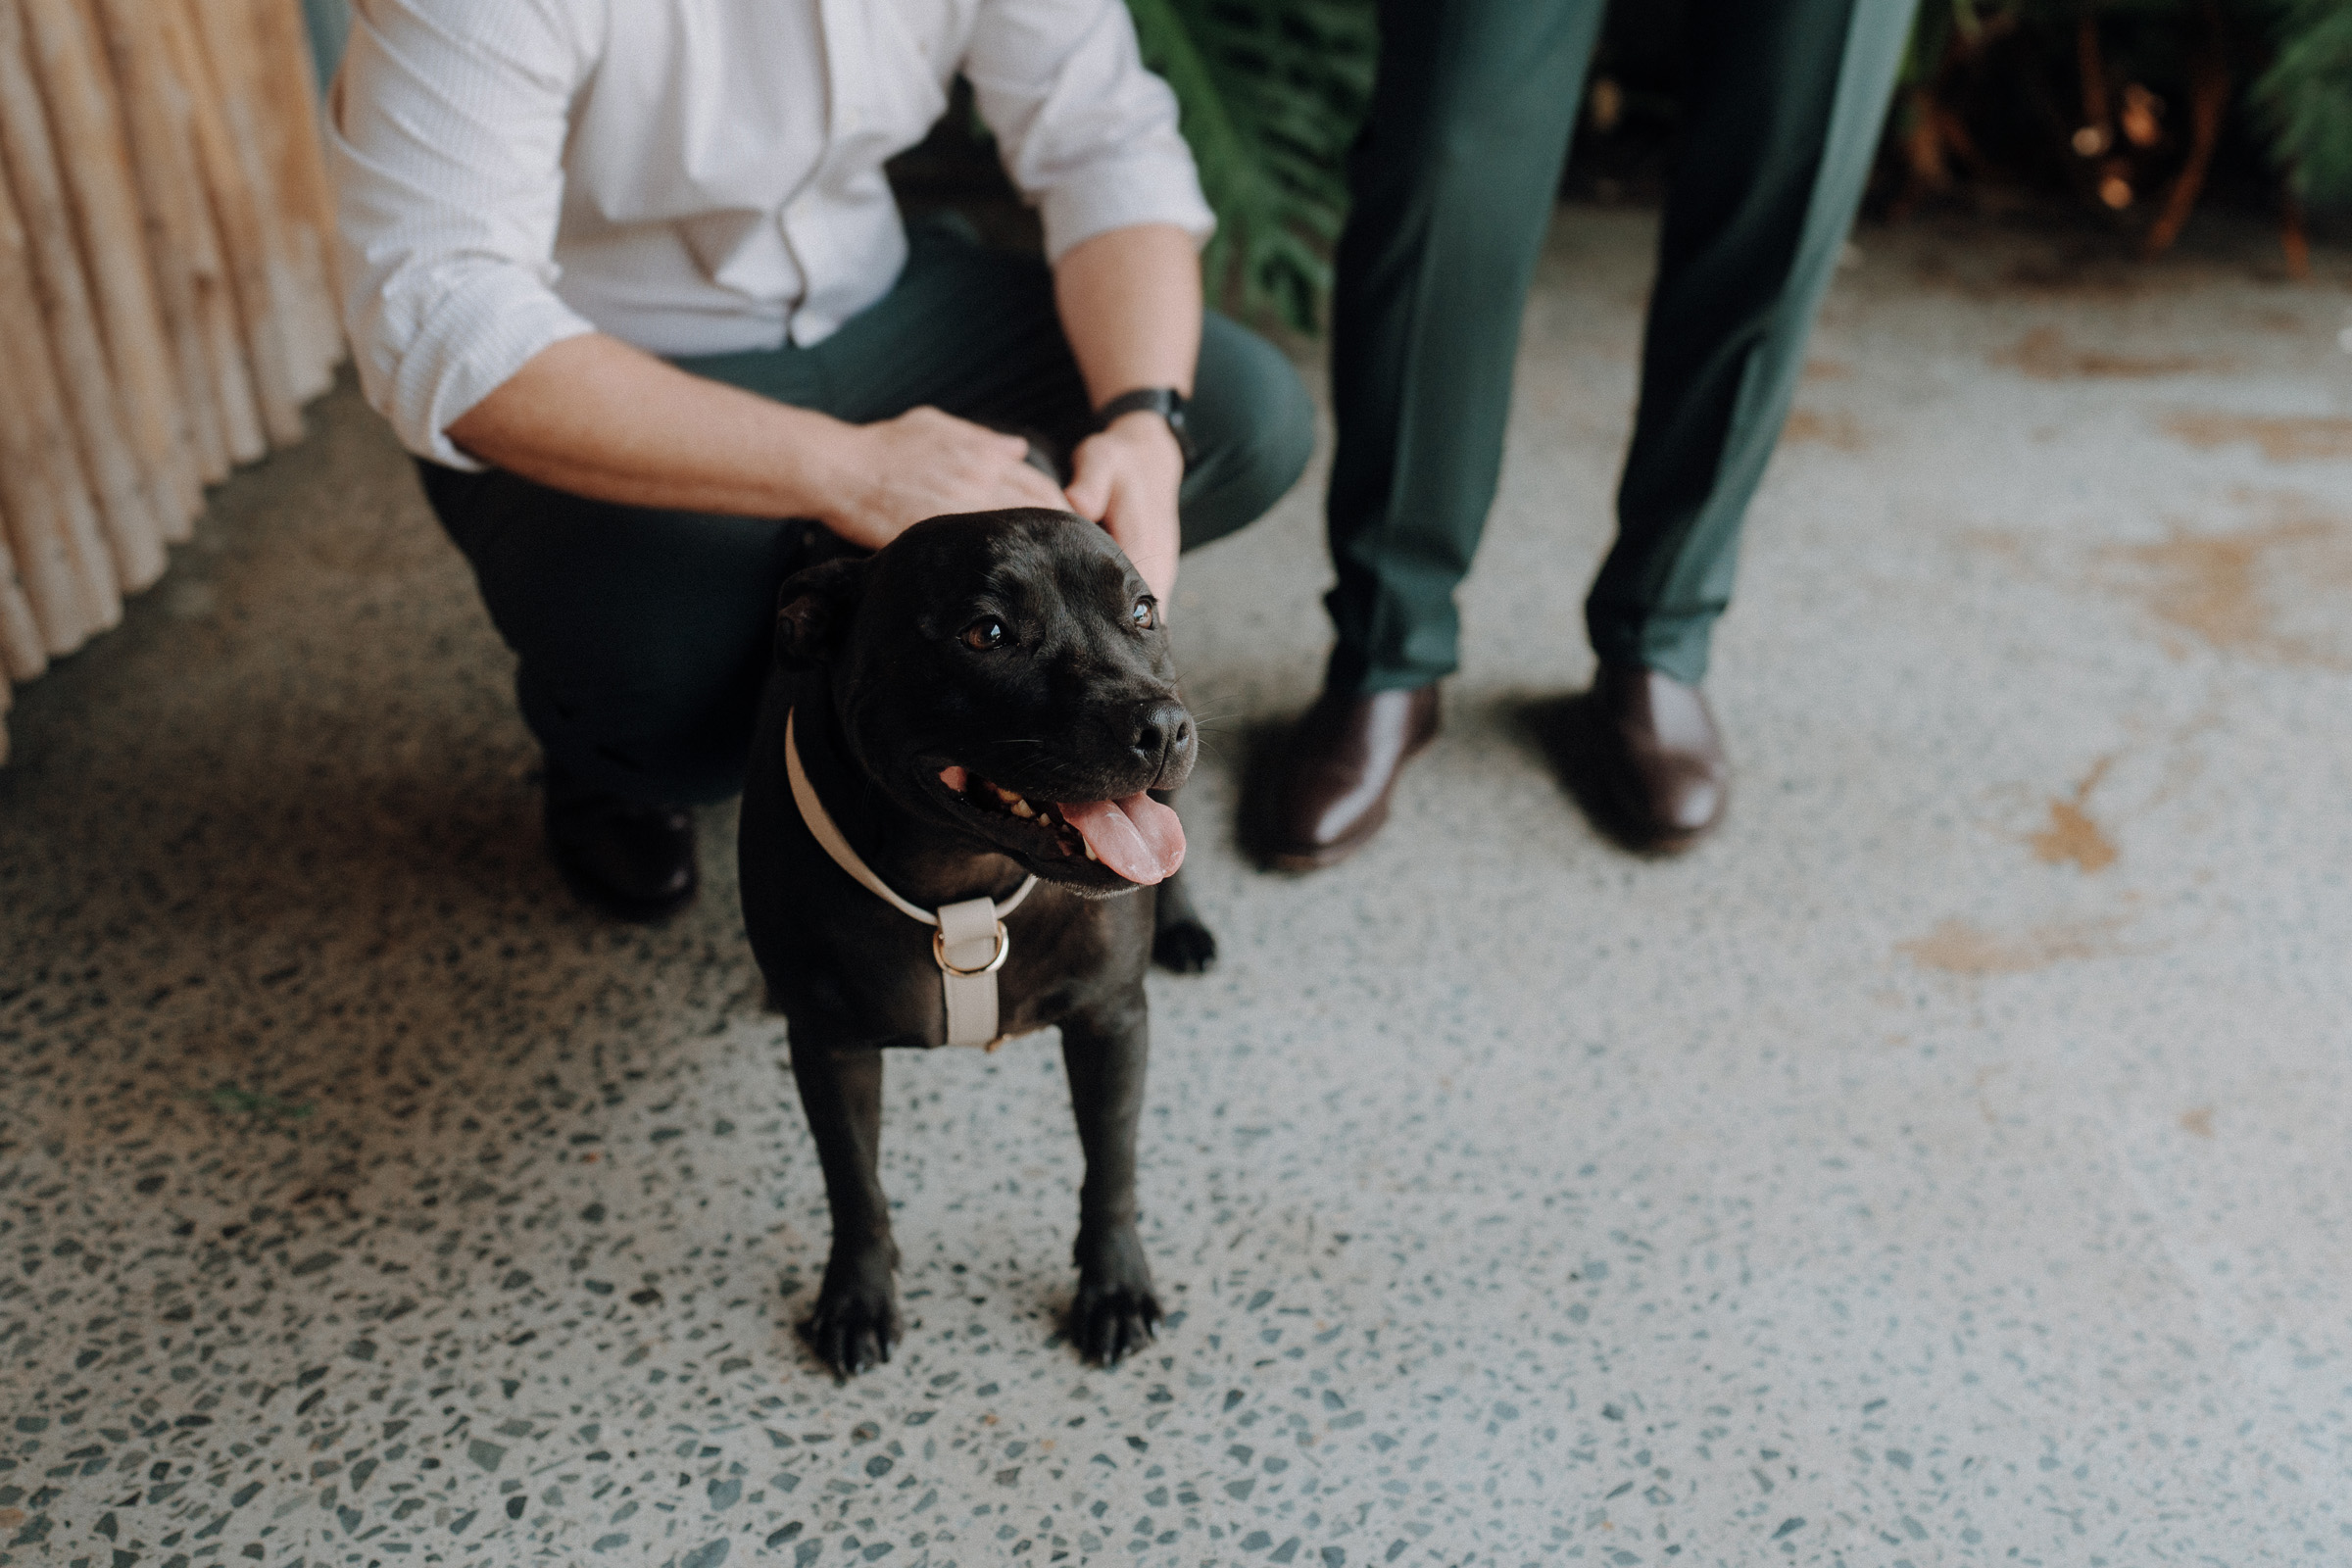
[
  {"xmin": 799, "ymin": 1261, "xmax": 901, "ymax": 1378},
  {"xmin": 1151, "ymin": 872, "xmax": 1218, "ymax": 974},
  {"xmin": 1151, "ymin": 915, "xmax": 1217, "ymax": 974},
  {"xmin": 1071, "ymin": 1276, "xmax": 1162, "ymax": 1366},
  {"xmin": 1070, "ymin": 1226, "xmax": 1161, "ymax": 1366}
]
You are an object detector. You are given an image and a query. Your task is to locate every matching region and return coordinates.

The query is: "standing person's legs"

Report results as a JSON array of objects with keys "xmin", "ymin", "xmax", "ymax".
[
  {"xmin": 1594, "ymin": 0, "xmax": 1917, "ymax": 678},
  {"xmin": 1322, "ymin": 0, "xmax": 1603, "ymax": 696},
  {"xmin": 1257, "ymin": 0, "xmax": 1603, "ymax": 870},
  {"xmin": 1574, "ymin": 0, "xmax": 1916, "ymax": 853}
]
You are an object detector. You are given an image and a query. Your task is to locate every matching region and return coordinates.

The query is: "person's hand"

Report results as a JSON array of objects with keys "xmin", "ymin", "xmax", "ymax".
[
  {"xmin": 822, "ymin": 407, "xmax": 1068, "ymax": 550},
  {"xmin": 1064, "ymin": 412, "xmax": 1183, "ymax": 604}
]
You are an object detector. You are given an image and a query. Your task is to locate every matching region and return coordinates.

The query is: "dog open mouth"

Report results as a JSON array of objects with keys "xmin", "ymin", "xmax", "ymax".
[{"xmin": 936, "ymin": 764, "xmax": 1184, "ymax": 884}]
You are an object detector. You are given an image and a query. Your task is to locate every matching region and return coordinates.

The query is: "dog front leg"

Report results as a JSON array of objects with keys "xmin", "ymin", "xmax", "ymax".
[
  {"xmin": 1058, "ymin": 997, "xmax": 1161, "ymax": 1366},
  {"xmin": 789, "ymin": 1037, "xmax": 901, "ymax": 1377},
  {"xmin": 1149, "ymin": 788, "xmax": 1217, "ymax": 973}
]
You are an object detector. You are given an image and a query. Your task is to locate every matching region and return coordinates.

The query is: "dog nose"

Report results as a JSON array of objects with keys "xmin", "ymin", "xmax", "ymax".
[{"xmin": 1130, "ymin": 701, "xmax": 1194, "ymax": 774}]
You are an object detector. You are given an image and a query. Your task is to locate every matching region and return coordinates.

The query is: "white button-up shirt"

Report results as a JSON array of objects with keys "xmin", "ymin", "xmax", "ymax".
[{"xmin": 328, "ymin": 0, "xmax": 1215, "ymax": 468}]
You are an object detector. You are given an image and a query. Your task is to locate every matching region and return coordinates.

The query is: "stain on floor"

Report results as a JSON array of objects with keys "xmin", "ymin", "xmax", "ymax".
[
  {"xmin": 1781, "ymin": 408, "xmax": 1866, "ymax": 451},
  {"xmin": 2093, "ymin": 502, "xmax": 2352, "ymax": 667},
  {"xmin": 1991, "ymin": 324, "xmax": 2223, "ymax": 379},
  {"xmin": 1897, "ymin": 914, "xmax": 2134, "ymax": 975},
  {"xmin": 2160, "ymin": 411, "xmax": 2352, "ymax": 462},
  {"xmin": 2028, "ymin": 757, "xmax": 2119, "ymax": 872}
]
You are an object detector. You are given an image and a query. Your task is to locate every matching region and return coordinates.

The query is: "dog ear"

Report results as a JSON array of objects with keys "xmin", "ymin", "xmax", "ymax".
[{"xmin": 773, "ymin": 557, "xmax": 870, "ymax": 669}]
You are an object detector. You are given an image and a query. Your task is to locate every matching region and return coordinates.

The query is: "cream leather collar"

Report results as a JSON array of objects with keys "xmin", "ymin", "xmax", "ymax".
[{"xmin": 784, "ymin": 709, "xmax": 1039, "ymax": 1048}]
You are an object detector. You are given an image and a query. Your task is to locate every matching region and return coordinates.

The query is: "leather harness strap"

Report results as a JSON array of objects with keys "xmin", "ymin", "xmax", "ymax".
[{"xmin": 783, "ymin": 709, "xmax": 1038, "ymax": 1048}]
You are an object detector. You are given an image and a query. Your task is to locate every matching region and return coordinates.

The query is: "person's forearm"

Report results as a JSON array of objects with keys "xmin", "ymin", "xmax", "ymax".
[
  {"xmin": 443, "ymin": 332, "xmax": 1068, "ymax": 548},
  {"xmin": 444, "ymin": 333, "xmax": 856, "ymax": 522},
  {"xmin": 1053, "ymin": 224, "xmax": 1200, "ymax": 408},
  {"xmin": 1053, "ymin": 224, "xmax": 1198, "ymax": 603}
]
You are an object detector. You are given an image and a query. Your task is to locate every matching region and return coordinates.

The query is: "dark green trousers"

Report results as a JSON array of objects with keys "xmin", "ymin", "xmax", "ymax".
[
  {"xmin": 418, "ymin": 220, "xmax": 1314, "ymax": 807},
  {"xmin": 1325, "ymin": 0, "xmax": 1918, "ymax": 691}
]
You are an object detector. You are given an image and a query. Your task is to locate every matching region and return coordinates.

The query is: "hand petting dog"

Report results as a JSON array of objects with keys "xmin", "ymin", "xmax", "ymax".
[{"xmin": 1065, "ymin": 410, "xmax": 1185, "ymax": 604}]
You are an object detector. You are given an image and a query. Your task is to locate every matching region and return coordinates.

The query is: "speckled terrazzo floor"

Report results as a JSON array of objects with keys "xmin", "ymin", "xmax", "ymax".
[{"xmin": 6, "ymin": 206, "xmax": 2352, "ymax": 1568}]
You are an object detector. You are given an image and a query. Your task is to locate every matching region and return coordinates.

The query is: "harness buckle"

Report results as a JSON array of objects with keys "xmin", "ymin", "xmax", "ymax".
[{"xmin": 933, "ymin": 921, "xmax": 1010, "ymax": 978}]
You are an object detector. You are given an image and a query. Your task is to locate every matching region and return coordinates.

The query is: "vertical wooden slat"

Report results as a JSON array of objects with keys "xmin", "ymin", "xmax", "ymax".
[
  {"xmin": 161, "ymin": 0, "xmax": 302, "ymax": 448},
  {"xmin": 179, "ymin": 0, "xmax": 312, "ymax": 439},
  {"xmin": 245, "ymin": 0, "xmax": 340, "ymax": 389},
  {"xmin": 0, "ymin": 0, "xmax": 133, "ymax": 625},
  {"xmin": 84, "ymin": 0, "xmax": 229, "ymax": 490},
  {"xmin": 0, "ymin": 156, "xmax": 101, "ymax": 655},
  {"xmin": 0, "ymin": 521, "xmax": 51, "ymax": 682},
  {"xmin": 257, "ymin": 0, "xmax": 341, "ymax": 284},
  {"xmin": 21, "ymin": 0, "xmax": 203, "ymax": 540},
  {"xmin": 151, "ymin": 0, "xmax": 267, "ymax": 466}
]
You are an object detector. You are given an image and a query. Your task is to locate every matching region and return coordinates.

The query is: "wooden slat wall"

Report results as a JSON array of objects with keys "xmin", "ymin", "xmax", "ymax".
[{"xmin": 0, "ymin": 0, "xmax": 341, "ymax": 763}]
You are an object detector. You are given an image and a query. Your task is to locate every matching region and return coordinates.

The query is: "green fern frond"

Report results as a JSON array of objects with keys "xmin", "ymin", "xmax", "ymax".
[
  {"xmin": 2251, "ymin": 0, "xmax": 2352, "ymax": 207},
  {"xmin": 1126, "ymin": 0, "xmax": 1377, "ymax": 331}
]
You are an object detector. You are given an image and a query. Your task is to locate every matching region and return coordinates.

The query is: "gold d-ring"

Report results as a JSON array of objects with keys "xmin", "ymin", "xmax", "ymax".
[{"xmin": 933, "ymin": 922, "xmax": 1010, "ymax": 977}]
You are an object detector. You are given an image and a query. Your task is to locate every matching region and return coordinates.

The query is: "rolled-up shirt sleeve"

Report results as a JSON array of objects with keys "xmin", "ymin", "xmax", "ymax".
[
  {"xmin": 328, "ymin": 0, "xmax": 598, "ymax": 469},
  {"xmin": 963, "ymin": 0, "xmax": 1215, "ymax": 263}
]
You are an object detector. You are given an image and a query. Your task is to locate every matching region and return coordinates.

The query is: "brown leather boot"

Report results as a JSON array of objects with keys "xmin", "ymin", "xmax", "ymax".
[
  {"xmin": 1256, "ymin": 685, "xmax": 1441, "ymax": 871},
  {"xmin": 1582, "ymin": 663, "xmax": 1728, "ymax": 854}
]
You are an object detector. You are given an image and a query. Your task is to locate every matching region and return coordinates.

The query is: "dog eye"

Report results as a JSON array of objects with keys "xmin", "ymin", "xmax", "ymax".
[
  {"xmin": 961, "ymin": 616, "xmax": 1005, "ymax": 651},
  {"xmin": 1130, "ymin": 598, "xmax": 1157, "ymax": 631}
]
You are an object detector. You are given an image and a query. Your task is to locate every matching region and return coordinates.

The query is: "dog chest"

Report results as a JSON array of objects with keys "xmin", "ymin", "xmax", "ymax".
[{"xmin": 779, "ymin": 880, "xmax": 1148, "ymax": 1050}]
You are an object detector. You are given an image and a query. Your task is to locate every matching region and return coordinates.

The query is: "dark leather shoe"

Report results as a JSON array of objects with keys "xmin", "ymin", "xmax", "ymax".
[
  {"xmin": 1582, "ymin": 663, "xmax": 1728, "ymax": 854},
  {"xmin": 1257, "ymin": 685, "xmax": 1440, "ymax": 871},
  {"xmin": 544, "ymin": 762, "xmax": 699, "ymax": 921}
]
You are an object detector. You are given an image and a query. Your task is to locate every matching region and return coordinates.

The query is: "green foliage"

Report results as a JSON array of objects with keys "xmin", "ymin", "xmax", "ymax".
[
  {"xmin": 2251, "ymin": 0, "xmax": 2352, "ymax": 205},
  {"xmin": 1125, "ymin": 0, "xmax": 1377, "ymax": 331}
]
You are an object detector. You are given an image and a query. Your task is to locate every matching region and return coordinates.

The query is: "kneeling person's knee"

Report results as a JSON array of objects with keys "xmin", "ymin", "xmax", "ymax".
[{"xmin": 1180, "ymin": 318, "xmax": 1316, "ymax": 551}]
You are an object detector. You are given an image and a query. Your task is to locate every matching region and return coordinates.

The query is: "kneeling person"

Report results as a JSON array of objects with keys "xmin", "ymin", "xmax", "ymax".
[{"xmin": 330, "ymin": 0, "xmax": 1314, "ymax": 919}]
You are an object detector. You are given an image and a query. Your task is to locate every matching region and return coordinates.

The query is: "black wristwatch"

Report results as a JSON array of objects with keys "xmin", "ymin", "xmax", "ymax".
[{"xmin": 1095, "ymin": 387, "xmax": 1194, "ymax": 467}]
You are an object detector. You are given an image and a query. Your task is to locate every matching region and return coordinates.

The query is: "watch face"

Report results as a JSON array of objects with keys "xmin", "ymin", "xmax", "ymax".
[{"xmin": 1160, "ymin": 403, "xmax": 1193, "ymax": 461}]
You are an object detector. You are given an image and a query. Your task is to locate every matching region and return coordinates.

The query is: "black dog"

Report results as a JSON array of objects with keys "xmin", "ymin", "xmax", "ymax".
[{"xmin": 739, "ymin": 508, "xmax": 1212, "ymax": 1377}]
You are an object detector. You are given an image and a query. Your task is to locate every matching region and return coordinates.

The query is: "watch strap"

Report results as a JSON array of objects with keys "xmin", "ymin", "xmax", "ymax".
[{"xmin": 1094, "ymin": 387, "xmax": 1193, "ymax": 466}]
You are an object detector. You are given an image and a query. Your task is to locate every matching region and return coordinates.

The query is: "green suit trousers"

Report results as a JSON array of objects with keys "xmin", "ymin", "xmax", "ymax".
[{"xmin": 1324, "ymin": 0, "xmax": 1919, "ymax": 691}]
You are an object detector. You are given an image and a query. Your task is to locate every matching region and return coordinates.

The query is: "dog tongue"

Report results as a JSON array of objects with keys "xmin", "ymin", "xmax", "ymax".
[{"xmin": 1056, "ymin": 794, "xmax": 1185, "ymax": 884}]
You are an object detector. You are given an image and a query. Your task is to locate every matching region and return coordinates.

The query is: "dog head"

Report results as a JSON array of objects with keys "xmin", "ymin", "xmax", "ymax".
[{"xmin": 776, "ymin": 509, "xmax": 1194, "ymax": 893}]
